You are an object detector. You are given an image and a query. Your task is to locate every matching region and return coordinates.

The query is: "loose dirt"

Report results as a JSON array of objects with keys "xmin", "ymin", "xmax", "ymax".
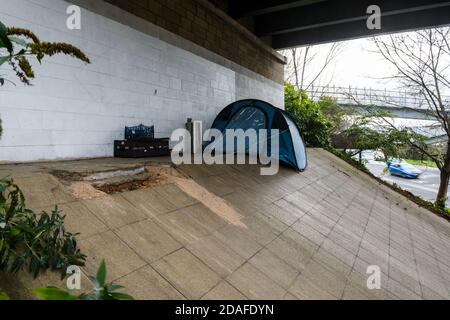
[
  {"xmin": 169, "ymin": 175, "xmax": 246, "ymax": 228},
  {"xmin": 56, "ymin": 164, "xmax": 246, "ymax": 227},
  {"xmin": 69, "ymin": 181, "xmax": 107, "ymax": 200}
]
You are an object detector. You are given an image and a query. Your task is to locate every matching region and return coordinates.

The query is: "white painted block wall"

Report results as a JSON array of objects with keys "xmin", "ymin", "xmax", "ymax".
[{"xmin": 0, "ymin": 0, "xmax": 284, "ymax": 161}]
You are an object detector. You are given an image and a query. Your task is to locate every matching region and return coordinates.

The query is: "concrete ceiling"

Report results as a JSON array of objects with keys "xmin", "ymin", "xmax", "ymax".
[{"xmin": 214, "ymin": 0, "xmax": 450, "ymax": 49}]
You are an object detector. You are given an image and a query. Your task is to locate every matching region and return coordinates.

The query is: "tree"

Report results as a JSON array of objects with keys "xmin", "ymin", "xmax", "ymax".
[
  {"xmin": 373, "ymin": 27, "xmax": 450, "ymax": 207},
  {"xmin": 284, "ymin": 83, "xmax": 333, "ymax": 148},
  {"xmin": 339, "ymin": 117, "xmax": 422, "ymax": 162},
  {"xmin": 281, "ymin": 43, "xmax": 344, "ymax": 92},
  {"xmin": 285, "ymin": 83, "xmax": 414, "ymax": 164},
  {"xmin": 317, "ymin": 95, "xmax": 353, "ymax": 137}
]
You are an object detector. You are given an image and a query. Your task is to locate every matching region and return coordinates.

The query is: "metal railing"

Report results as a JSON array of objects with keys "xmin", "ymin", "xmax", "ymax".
[{"xmin": 306, "ymin": 85, "xmax": 450, "ymax": 111}]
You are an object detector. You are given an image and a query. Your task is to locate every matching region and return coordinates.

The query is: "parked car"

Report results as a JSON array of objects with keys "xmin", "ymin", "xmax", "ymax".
[{"xmin": 387, "ymin": 161, "xmax": 422, "ymax": 179}]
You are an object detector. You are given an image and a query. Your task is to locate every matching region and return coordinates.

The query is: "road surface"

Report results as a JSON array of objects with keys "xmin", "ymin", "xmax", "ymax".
[{"xmin": 366, "ymin": 161, "xmax": 450, "ymax": 202}]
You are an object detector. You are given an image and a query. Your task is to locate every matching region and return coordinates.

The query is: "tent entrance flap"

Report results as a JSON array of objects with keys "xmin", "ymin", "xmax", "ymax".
[{"xmin": 206, "ymin": 99, "xmax": 308, "ymax": 171}]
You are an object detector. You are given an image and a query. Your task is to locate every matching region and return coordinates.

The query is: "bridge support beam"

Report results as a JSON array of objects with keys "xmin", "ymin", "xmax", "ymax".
[{"xmin": 340, "ymin": 104, "xmax": 440, "ymax": 121}]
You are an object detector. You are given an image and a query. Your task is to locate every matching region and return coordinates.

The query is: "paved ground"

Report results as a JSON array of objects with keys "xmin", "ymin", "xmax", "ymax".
[
  {"xmin": 1, "ymin": 149, "xmax": 450, "ymax": 300},
  {"xmin": 366, "ymin": 161, "xmax": 448, "ymax": 202}
]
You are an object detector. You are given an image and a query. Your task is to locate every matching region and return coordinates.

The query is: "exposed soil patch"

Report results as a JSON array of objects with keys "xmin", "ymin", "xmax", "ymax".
[
  {"xmin": 55, "ymin": 165, "xmax": 190, "ymax": 198},
  {"xmin": 95, "ymin": 175, "xmax": 162, "ymax": 194},
  {"xmin": 92, "ymin": 165, "xmax": 189, "ymax": 194},
  {"xmin": 51, "ymin": 169, "xmax": 85, "ymax": 182},
  {"xmin": 52, "ymin": 163, "xmax": 246, "ymax": 227},
  {"xmin": 170, "ymin": 175, "xmax": 245, "ymax": 228},
  {"xmin": 69, "ymin": 181, "xmax": 106, "ymax": 200}
]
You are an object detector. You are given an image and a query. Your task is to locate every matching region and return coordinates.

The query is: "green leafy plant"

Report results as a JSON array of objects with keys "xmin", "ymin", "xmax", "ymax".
[
  {"xmin": 404, "ymin": 159, "xmax": 437, "ymax": 168},
  {"xmin": 34, "ymin": 260, "xmax": 134, "ymax": 300},
  {"xmin": 0, "ymin": 20, "xmax": 90, "ymax": 140},
  {"xmin": 0, "ymin": 20, "xmax": 90, "ymax": 86},
  {"xmin": 0, "ymin": 178, "xmax": 86, "ymax": 278},
  {"xmin": 285, "ymin": 83, "xmax": 334, "ymax": 148},
  {"xmin": 0, "ymin": 288, "xmax": 10, "ymax": 300}
]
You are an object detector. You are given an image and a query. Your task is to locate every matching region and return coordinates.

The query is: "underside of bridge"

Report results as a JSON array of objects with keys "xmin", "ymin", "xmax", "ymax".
[{"xmin": 211, "ymin": 0, "xmax": 450, "ymax": 48}]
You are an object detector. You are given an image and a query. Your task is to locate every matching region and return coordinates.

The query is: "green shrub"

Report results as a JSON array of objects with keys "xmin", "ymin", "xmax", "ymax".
[
  {"xmin": 284, "ymin": 83, "xmax": 333, "ymax": 148},
  {"xmin": 0, "ymin": 288, "xmax": 9, "ymax": 300},
  {"xmin": 0, "ymin": 179, "xmax": 86, "ymax": 278},
  {"xmin": 34, "ymin": 260, "xmax": 134, "ymax": 300}
]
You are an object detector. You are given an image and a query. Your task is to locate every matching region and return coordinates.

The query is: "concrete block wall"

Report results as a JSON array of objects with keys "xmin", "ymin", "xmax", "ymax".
[
  {"xmin": 104, "ymin": 0, "xmax": 285, "ymax": 84},
  {"xmin": 0, "ymin": 0, "xmax": 284, "ymax": 161}
]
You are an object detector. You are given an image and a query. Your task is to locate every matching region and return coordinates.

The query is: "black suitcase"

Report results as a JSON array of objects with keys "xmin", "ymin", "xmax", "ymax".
[{"xmin": 114, "ymin": 138, "xmax": 170, "ymax": 158}]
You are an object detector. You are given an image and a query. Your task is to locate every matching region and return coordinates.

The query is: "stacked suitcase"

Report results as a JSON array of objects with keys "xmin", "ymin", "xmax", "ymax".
[{"xmin": 114, "ymin": 124, "xmax": 170, "ymax": 158}]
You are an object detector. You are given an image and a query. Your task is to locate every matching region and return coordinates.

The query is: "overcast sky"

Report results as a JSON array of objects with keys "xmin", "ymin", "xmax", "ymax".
[
  {"xmin": 328, "ymin": 38, "xmax": 397, "ymax": 89},
  {"xmin": 290, "ymin": 37, "xmax": 402, "ymax": 91},
  {"xmin": 284, "ymin": 34, "xmax": 443, "ymax": 128}
]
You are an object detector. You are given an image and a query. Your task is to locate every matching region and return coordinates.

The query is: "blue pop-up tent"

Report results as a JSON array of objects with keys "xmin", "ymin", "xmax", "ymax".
[{"xmin": 206, "ymin": 99, "xmax": 307, "ymax": 171}]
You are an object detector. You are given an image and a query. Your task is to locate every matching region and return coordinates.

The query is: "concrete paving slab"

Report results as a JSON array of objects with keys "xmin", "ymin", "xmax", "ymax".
[
  {"xmin": 190, "ymin": 175, "xmax": 237, "ymax": 196},
  {"xmin": 187, "ymin": 235, "xmax": 246, "ymax": 278},
  {"xmin": 240, "ymin": 213, "xmax": 287, "ymax": 246},
  {"xmin": 266, "ymin": 228, "xmax": 317, "ymax": 271},
  {"xmin": 388, "ymin": 265, "xmax": 422, "ymax": 296},
  {"xmin": 153, "ymin": 184, "xmax": 198, "ymax": 209},
  {"xmin": 227, "ymin": 263, "xmax": 287, "ymax": 300},
  {"xmin": 249, "ymin": 249, "xmax": 299, "ymax": 289},
  {"xmin": 182, "ymin": 203, "xmax": 229, "ymax": 233},
  {"xmin": 116, "ymin": 266, "xmax": 185, "ymax": 300},
  {"xmin": 13, "ymin": 174, "xmax": 74, "ymax": 210},
  {"xmin": 152, "ymin": 249, "xmax": 221, "ymax": 300},
  {"xmin": 115, "ymin": 219, "xmax": 182, "ymax": 263},
  {"xmin": 312, "ymin": 248, "xmax": 353, "ymax": 278},
  {"xmin": 353, "ymin": 256, "xmax": 389, "ymax": 280},
  {"xmin": 154, "ymin": 206, "xmax": 218, "ymax": 245},
  {"xmin": 121, "ymin": 188, "xmax": 178, "ymax": 217},
  {"xmin": 387, "ymin": 278, "xmax": 422, "ymax": 300},
  {"xmin": 3, "ymin": 148, "xmax": 450, "ymax": 300},
  {"xmin": 321, "ymin": 238, "xmax": 357, "ymax": 268},
  {"xmin": 288, "ymin": 274, "xmax": 337, "ymax": 300},
  {"xmin": 260, "ymin": 200, "xmax": 305, "ymax": 226},
  {"xmin": 54, "ymin": 201, "xmax": 109, "ymax": 240},
  {"xmin": 283, "ymin": 292, "xmax": 299, "ymax": 300},
  {"xmin": 225, "ymin": 187, "xmax": 272, "ymax": 211},
  {"xmin": 212, "ymin": 224, "xmax": 263, "ymax": 260},
  {"xmin": 201, "ymin": 281, "xmax": 247, "ymax": 300},
  {"xmin": 301, "ymin": 260, "xmax": 347, "ymax": 298},
  {"xmin": 81, "ymin": 194, "xmax": 147, "ymax": 229},
  {"xmin": 292, "ymin": 221, "xmax": 326, "ymax": 246},
  {"xmin": 345, "ymin": 270, "xmax": 389, "ymax": 300},
  {"xmin": 80, "ymin": 231, "xmax": 146, "ymax": 281},
  {"xmin": 421, "ymin": 285, "xmax": 448, "ymax": 300}
]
